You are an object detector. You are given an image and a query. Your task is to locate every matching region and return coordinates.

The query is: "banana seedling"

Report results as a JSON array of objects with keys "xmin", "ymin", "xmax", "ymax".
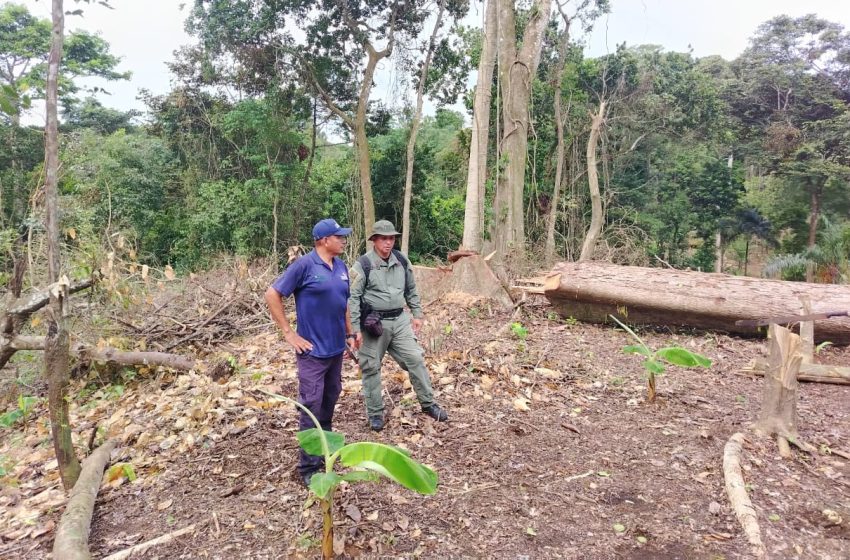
[
  {"xmin": 257, "ymin": 389, "xmax": 437, "ymax": 559},
  {"xmin": 609, "ymin": 315, "xmax": 711, "ymax": 402}
]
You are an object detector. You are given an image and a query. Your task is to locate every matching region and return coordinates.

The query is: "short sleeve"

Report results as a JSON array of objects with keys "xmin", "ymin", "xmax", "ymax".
[{"xmin": 271, "ymin": 258, "xmax": 305, "ymax": 297}]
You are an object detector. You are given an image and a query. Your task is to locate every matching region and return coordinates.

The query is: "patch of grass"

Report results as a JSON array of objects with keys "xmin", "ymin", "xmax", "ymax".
[{"xmin": 510, "ymin": 322, "xmax": 528, "ymax": 340}]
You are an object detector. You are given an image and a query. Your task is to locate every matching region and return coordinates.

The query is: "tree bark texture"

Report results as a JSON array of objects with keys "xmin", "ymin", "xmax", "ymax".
[
  {"xmin": 402, "ymin": 0, "xmax": 446, "ymax": 254},
  {"xmin": 723, "ymin": 433, "xmax": 765, "ymax": 557},
  {"xmin": 578, "ymin": 101, "xmax": 606, "ymax": 261},
  {"xmin": 53, "ymin": 440, "xmax": 117, "ymax": 560},
  {"xmin": 490, "ymin": 0, "xmax": 553, "ymax": 257},
  {"xmin": 754, "ymin": 325, "xmax": 802, "ymax": 457},
  {"xmin": 461, "ymin": 0, "xmax": 497, "ymax": 252},
  {"xmin": 544, "ymin": 11, "xmax": 571, "ymax": 263},
  {"xmin": 544, "ymin": 261, "xmax": 850, "ymax": 344},
  {"xmin": 45, "ymin": 0, "xmax": 81, "ymax": 491}
]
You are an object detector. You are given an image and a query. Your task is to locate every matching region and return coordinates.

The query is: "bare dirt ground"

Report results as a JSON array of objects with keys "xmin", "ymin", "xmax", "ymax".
[{"xmin": 2, "ymin": 292, "xmax": 850, "ymax": 559}]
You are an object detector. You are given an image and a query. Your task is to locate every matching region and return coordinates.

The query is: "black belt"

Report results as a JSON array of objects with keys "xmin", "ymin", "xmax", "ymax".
[{"xmin": 375, "ymin": 308, "xmax": 404, "ymax": 319}]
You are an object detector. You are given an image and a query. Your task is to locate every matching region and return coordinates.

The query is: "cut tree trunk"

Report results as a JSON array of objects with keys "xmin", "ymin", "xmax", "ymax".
[
  {"xmin": 544, "ymin": 261, "xmax": 850, "ymax": 344},
  {"xmin": 53, "ymin": 439, "xmax": 117, "ymax": 560},
  {"xmin": 754, "ymin": 324, "xmax": 802, "ymax": 457}
]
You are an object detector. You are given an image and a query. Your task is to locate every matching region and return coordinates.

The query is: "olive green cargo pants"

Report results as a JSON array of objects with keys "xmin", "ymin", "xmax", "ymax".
[{"xmin": 358, "ymin": 313, "xmax": 434, "ymax": 417}]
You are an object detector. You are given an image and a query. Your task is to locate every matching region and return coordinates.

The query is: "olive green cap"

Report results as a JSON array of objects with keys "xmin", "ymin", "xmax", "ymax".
[{"xmin": 369, "ymin": 220, "xmax": 402, "ymax": 239}]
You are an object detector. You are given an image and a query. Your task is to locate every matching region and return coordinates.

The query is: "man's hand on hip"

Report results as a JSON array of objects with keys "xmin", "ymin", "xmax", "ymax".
[{"xmin": 284, "ymin": 331, "xmax": 313, "ymax": 354}]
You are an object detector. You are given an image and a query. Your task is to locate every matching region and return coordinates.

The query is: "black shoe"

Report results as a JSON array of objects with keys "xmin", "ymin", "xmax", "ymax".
[
  {"xmin": 422, "ymin": 403, "xmax": 448, "ymax": 422},
  {"xmin": 369, "ymin": 415, "xmax": 385, "ymax": 431}
]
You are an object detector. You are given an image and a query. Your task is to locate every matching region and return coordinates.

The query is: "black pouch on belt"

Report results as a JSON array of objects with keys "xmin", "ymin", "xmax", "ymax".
[{"xmin": 360, "ymin": 302, "xmax": 384, "ymax": 337}]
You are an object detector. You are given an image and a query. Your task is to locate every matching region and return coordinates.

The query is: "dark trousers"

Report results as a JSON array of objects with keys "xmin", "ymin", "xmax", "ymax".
[{"xmin": 296, "ymin": 352, "xmax": 343, "ymax": 475}]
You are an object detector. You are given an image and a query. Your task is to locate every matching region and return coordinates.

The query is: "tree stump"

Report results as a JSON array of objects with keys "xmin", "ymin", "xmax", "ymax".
[{"xmin": 754, "ymin": 324, "xmax": 803, "ymax": 457}]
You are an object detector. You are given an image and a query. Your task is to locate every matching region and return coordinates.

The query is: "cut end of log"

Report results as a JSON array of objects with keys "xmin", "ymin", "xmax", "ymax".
[{"xmin": 543, "ymin": 273, "xmax": 562, "ymax": 293}]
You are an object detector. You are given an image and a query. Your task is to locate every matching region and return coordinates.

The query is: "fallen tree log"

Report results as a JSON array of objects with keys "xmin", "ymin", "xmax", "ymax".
[
  {"xmin": 544, "ymin": 262, "xmax": 850, "ymax": 344},
  {"xmin": 53, "ymin": 439, "xmax": 117, "ymax": 560},
  {"xmin": 0, "ymin": 336, "xmax": 197, "ymax": 371},
  {"xmin": 741, "ymin": 360, "xmax": 850, "ymax": 386}
]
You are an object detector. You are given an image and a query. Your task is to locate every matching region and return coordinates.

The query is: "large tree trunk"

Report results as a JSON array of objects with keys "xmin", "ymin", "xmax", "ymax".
[
  {"xmin": 461, "ymin": 0, "xmax": 497, "ymax": 252},
  {"xmin": 578, "ymin": 101, "xmax": 606, "ymax": 261},
  {"xmin": 45, "ymin": 0, "xmax": 81, "ymax": 491},
  {"xmin": 544, "ymin": 261, "xmax": 850, "ymax": 344},
  {"xmin": 544, "ymin": 12, "xmax": 571, "ymax": 263},
  {"xmin": 401, "ymin": 0, "xmax": 446, "ymax": 254},
  {"xmin": 490, "ymin": 0, "xmax": 553, "ymax": 258}
]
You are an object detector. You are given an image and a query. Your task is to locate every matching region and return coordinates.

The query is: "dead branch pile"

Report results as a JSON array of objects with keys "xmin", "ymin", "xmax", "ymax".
[{"xmin": 116, "ymin": 263, "xmax": 276, "ymax": 353}]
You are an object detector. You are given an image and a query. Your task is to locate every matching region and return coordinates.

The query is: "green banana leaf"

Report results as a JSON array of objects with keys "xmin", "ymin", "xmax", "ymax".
[
  {"xmin": 656, "ymin": 347, "xmax": 711, "ymax": 368},
  {"xmin": 297, "ymin": 429, "xmax": 345, "ymax": 456},
  {"xmin": 338, "ymin": 442, "xmax": 438, "ymax": 495},
  {"xmin": 309, "ymin": 472, "xmax": 343, "ymax": 499}
]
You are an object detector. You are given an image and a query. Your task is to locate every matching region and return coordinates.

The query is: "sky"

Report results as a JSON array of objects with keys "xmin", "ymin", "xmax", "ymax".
[{"xmin": 16, "ymin": 0, "xmax": 850, "ymax": 124}]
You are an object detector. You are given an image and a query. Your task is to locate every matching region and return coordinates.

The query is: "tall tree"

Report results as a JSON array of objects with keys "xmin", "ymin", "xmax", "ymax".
[
  {"xmin": 0, "ymin": 2, "xmax": 127, "ymax": 226},
  {"xmin": 490, "ymin": 0, "xmax": 553, "ymax": 259},
  {"xmin": 44, "ymin": 0, "xmax": 81, "ymax": 491},
  {"xmin": 732, "ymin": 15, "xmax": 850, "ymax": 256},
  {"xmin": 187, "ymin": 0, "xmax": 427, "ymax": 243},
  {"xmin": 461, "ymin": 0, "xmax": 497, "ymax": 252},
  {"xmin": 401, "ymin": 0, "xmax": 448, "ymax": 254}
]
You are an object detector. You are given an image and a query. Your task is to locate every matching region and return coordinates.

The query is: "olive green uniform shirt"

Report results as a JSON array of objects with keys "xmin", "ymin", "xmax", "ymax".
[{"xmin": 348, "ymin": 250, "xmax": 423, "ymax": 332}]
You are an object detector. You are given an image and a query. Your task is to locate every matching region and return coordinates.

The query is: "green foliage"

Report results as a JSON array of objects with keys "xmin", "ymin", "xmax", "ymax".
[
  {"xmin": 259, "ymin": 389, "xmax": 437, "ymax": 554},
  {"xmin": 510, "ymin": 322, "xmax": 528, "ymax": 340},
  {"xmin": 611, "ymin": 315, "xmax": 711, "ymax": 402},
  {"xmin": 0, "ymin": 396, "xmax": 40, "ymax": 428}
]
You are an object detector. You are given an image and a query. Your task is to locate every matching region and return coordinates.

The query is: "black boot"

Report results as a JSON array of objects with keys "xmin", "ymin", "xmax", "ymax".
[
  {"xmin": 369, "ymin": 415, "xmax": 385, "ymax": 431},
  {"xmin": 422, "ymin": 403, "xmax": 448, "ymax": 422}
]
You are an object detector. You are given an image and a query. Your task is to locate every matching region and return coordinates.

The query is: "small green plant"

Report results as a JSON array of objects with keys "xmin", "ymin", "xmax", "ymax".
[
  {"xmin": 443, "ymin": 324, "xmax": 453, "ymax": 335},
  {"xmin": 610, "ymin": 315, "xmax": 711, "ymax": 403},
  {"xmin": 258, "ymin": 389, "xmax": 437, "ymax": 560},
  {"xmin": 468, "ymin": 307, "xmax": 480, "ymax": 319},
  {"xmin": 510, "ymin": 322, "xmax": 528, "ymax": 340},
  {"xmin": 0, "ymin": 396, "xmax": 40, "ymax": 428},
  {"xmin": 815, "ymin": 341, "xmax": 833, "ymax": 354}
]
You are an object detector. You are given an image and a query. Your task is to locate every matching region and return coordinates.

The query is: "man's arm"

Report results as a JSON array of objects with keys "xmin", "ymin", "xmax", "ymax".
[
  {"xmin": 264, "ymin": 286, "xmax": 313, "ymax": 354},
  {"xmin": 402, "ymin": 260, "xmax": 425, "ymax": 333},
  {"xmin": 348, "ymin": 261, "xmax": 366, "ymax": 345}
]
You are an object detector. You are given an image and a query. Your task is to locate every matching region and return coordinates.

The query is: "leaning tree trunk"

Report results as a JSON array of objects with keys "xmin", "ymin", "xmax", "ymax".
[
  {"xmin": 578, "ymin": 100, "xmax": 606, "ymax": 261},
  {"xmin": 461, "ymin": 0, "xmax": 497, "ymax": 252},
  {"xmin": 44, "ymin": 0, "xmax": 81, "ymax": 490},
  {"xmin": 401, "ymin": 0, "xmax": 446, "ymax": 254},
  {"xmin": 544, "ymin": 11, "xmax": 571, "ymax": 263},
  {"xmin": 544, "ymin": 261, "xmax": 850, "ymax": 344},
  {"xmin": 490, "ymin": 0, "xmax": 553, "ymax": 259}
]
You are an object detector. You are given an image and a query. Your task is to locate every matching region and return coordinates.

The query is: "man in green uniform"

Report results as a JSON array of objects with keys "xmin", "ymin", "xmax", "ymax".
[{"xmin": 349, "ymin": 220, "xmax": 448, "ymax": 431}]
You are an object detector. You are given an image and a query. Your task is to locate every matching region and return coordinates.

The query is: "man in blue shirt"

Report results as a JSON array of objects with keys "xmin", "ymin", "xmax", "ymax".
[{"xmin": 264, "ymin": 218, "xmax": 357, "ymax": 486}]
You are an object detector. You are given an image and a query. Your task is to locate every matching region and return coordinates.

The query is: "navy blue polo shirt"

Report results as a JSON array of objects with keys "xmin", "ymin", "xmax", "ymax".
[{"xmin": 271, "ymin": 250, "xmax": 350, "ymax": 358}]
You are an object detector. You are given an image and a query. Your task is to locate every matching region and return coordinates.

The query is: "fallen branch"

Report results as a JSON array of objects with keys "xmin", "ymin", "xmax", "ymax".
[
  {"xmin": 7, "ymin": 275, "xmax": 97, "ymax": 318},
  {"xmin": 740, "ymin": 360, "xmax": 850, "ymax": 386},
  {"xmin": 1, "ymin": 336, "xmax": 197, "ymax": 371},
  {"xmin": 53, "ymin": 439, "xmax": 117, "ymax": 560},
  {"xmin": 723, "ymin": 433, "xmax": 765, "ymax": 557},
  {"xmin": 100, "ymin": 523, "xmax": 200, "ymax": 560}
]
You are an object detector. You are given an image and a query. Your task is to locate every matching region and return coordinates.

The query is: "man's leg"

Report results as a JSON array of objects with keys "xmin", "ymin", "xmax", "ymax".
[
  {"xmin": 385, "ymin": 316, "xmax": 435, "ymax": 409},
  {"xmin": 319, "ymin": 353, "xmax": 344, "ymax": 431},
  {"xmin": 296, "ymin": 354, "xmax": 329, "ymax": 476},
  {"xmin": 358, "ymin": 329, "xmax": 392, "ymax": 419}
]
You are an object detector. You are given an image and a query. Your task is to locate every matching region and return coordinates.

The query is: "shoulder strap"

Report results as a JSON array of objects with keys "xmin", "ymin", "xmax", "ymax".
[
  {"xmin": 358, "ymin": 255, "xmax": 372, "ymax": 287},
  {"xmin": 392, "ymin": 249, "xmax": 411, "ymax": 298}
]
